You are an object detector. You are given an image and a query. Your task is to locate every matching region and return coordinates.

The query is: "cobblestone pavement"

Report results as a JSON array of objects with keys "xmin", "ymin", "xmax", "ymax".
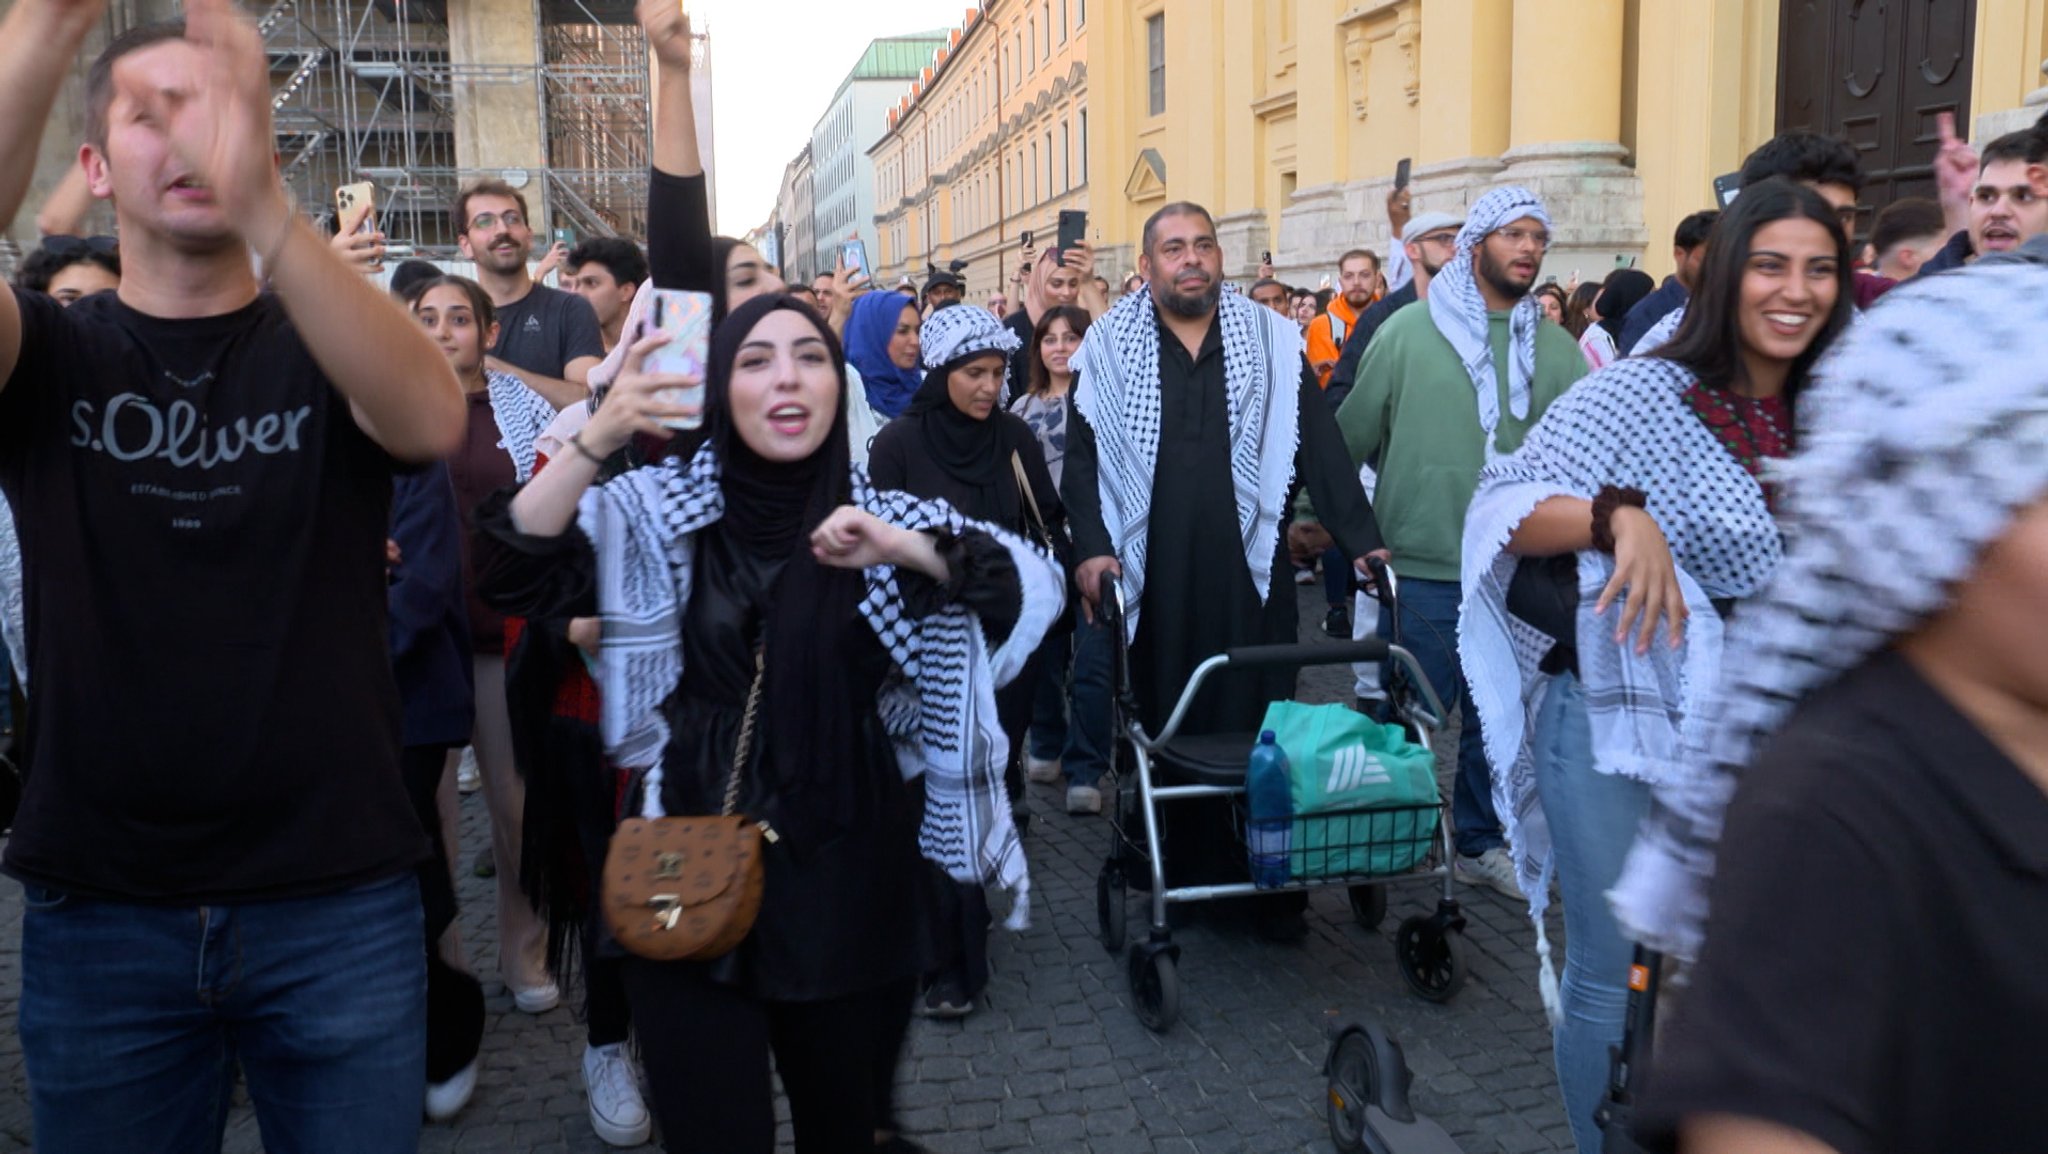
[{"xmin": 0, "ymin": 585, "xmax": 1575, "ymax": 1152}]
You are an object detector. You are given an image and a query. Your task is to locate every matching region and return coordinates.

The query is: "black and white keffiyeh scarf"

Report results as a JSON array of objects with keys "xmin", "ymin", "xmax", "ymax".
[
  {"xmin": 1461, "ymin": 356, "xmax": 1783, "ymax": 1010},
  {"xmin": 578, "ymin": 444, "xmax": 1065, "ymax": 929},
  {"xmin": 486, "ymin": 369, "xmax": 560, "ymax": 483},
  {"xmin": 921, "ymin": 301, "xmax": 1023, "ymax": 375},
  {"xmin": 1431, "ymin": 187, "xmax": 1551, "ymax": 458},
  {"xmin": 1068, "ymin": 285, "xmax": 1303, "ymax": 641},
  {"xmin": 1611, "ymin": 255, "xmax": 2048, "ymax": 961}
]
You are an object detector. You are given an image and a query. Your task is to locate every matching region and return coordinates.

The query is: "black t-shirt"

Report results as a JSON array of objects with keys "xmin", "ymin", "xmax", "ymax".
[
  {"xmin": 491, "ymin": 283, "xmax": 604, "ymax": 379},
  {"xmin": 1638, "ymin": 649, "xmax": 2048, "ymax": 1154},
  {"xmin": 0, "ymin": 288, "xmax": 427, "ymax": 904}
]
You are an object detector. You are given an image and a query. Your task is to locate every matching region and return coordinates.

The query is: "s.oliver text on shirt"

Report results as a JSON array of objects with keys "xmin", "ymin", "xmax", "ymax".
[{"xmin": 70, "ymin": 394, "xmax": 316, "ymax": 468}]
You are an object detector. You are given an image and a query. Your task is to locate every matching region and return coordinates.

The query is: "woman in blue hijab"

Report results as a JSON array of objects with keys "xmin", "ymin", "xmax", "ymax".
[{"xmin": 845, "ymin": 291, "xmax": 924, "ymax": 419}]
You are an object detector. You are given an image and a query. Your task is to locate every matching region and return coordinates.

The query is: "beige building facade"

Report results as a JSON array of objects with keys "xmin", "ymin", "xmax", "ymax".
[
  {"xmin": 1086, "ymin": 0, "xmax": 2038, "ymax": 287},
  {"xmin": 870, "ymin": 0, "xmax": 1092, "ymax": 300}
]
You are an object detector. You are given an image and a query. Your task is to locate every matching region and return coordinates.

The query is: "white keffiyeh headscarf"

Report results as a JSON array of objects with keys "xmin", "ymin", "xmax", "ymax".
[
  {"xmin": 580, "ymin": 443, "xmax": 1065, "ymax": 929},
  {"xmin": 921, "ymin": 301, "xmax": 1023, "ymax": 375},
  {"xmin": 1068, "ymin": 284, "xmax": 1303, "ymax": 642},
  {"xmin": 1611, "ymin": 254, "xmax": 2048, "ymax": 961},
  {"xmin": 1460, "ymin": 356, "xmax": 1784, "ymax": 1015},
  {"xmin": 1431, "ymin": 187, "xmax": 1552, "ymax": 457}
]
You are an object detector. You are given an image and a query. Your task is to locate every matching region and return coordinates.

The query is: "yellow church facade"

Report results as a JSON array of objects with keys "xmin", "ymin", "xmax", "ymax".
[{"xmin": 1084, "ymin": 0, "xmax": 2047, "ymax": 285}]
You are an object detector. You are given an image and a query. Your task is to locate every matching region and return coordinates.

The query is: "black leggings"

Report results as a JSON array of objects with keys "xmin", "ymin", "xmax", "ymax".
[{"xmin": 622, "ymin": 960, "xmax": 916, "ymax": 1154}]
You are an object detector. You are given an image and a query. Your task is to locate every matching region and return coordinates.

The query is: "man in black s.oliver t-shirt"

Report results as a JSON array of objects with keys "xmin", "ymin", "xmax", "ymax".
[{"xmin": 0, "ymin": 6, "xmax": 466, "ymax": 1151}]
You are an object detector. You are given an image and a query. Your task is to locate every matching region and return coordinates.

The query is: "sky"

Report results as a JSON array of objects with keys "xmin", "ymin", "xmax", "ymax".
[{"xmin": 694, "ymin": 0, "xmax": 976, "ymax": 236}]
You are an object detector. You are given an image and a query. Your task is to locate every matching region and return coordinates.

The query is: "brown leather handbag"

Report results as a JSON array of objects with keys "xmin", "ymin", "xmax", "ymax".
[{"xmin": 602, "ymin": 650, "xmax": 772, "ymax": 961}]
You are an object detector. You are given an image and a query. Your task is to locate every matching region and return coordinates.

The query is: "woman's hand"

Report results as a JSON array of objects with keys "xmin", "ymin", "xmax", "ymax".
[
  {"xmin": 580, "ymin": 329, "xmax": 700, "ymax": 457},
  {"xmin": 567, "ymin": 616, "xmax": 602, "ymax": 657},
  {"xmin": 331, "ymin": 226, "xmax": 386, "ymax": 274},
  {"xmin": 1597, "ymin": 506, "xmax": 1687, "ymax": 654},
  {"xmin": 811, "ymin": 508, "xmax": 948, "ymax": 579}
]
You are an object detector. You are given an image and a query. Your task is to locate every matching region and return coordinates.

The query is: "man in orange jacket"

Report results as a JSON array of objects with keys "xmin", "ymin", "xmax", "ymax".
[{"xmin": 1307, "ymin": 248, "xmax": 1382, "ymax": 387}]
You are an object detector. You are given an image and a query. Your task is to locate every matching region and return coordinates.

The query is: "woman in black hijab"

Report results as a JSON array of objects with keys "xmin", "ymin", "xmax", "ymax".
[
  {"xmin": 473, "ymin": 293, "xmax": 1058, "ymax": 1153},
  {"xmin": 868, "ymin": 304, "xmax": 1065, "ymax": 1018}
]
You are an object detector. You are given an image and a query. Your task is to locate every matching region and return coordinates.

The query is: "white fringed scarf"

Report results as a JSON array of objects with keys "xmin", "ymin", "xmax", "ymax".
[
  {"xmin": 1068, "ymin": 285, "xmax": 1303, "ymax": 642},
  {"xmin": 579, "ymin": 443, "xmax": 1065, "ymax": 929},
  {"xmin": 1430, "ymin": 187, "xmax": 1551, "ymax": 458}
]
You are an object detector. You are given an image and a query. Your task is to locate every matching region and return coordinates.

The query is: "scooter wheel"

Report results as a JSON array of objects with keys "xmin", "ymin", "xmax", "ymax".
[
  {"xmin": 1347, "ymin": 884, "xmax": 1388, "ymax": 931},
  {"xmin": 1325, "ymin": 1031, "xmax": 1377, "ymax": 1153},
  {"xmin": 1395, "ymin": 916, "xmax": 1465, "ymax": 1003},
  {"xmin": 1128, "ymin": 944, "xmax": 1180, "ymax": 1033},
  {"xmin": 1097, "ymin": 867, "xmax": 1127, "ymax": 954}
]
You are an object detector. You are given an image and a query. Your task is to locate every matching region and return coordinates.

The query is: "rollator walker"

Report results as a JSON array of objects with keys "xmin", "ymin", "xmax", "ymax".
[{"xmin": 1093, "ymin": 560, "xmax": 1469, "ymax": 1035}]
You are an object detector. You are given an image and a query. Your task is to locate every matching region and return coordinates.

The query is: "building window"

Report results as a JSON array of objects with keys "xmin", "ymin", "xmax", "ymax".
[
  {"xmin": 1080, "ymin": 107, "xmax": 1089, "ymax": 182},
  {"xmin": 1045, "ymin": 130, "xmax": 1054, "ymax": 200},
  {"xmin": 1043, "ymin": 3, "xmax": 1052, "ymax": 57},
  {"xmin": 1030, "ymin": 143, "xmax": 1038, "ymax": 206},
  {"xmin": 1061, "ymin": 121, "xmax": 1071, "ymax": 191},
  {"xmin": 1077, "ymin": 0, "xmax": 1085, "ymax": 25},
  {"xmin": 1026, "ymin": 23, "xmax": 1035, "ymax": 73},
  {"xmin": 1146, "ymin": 14, "xmax": 1166, "ymax": 116},
  {"xmin": 1059, "ymin": 0, "xmax": 1068, "ymax": 42}
]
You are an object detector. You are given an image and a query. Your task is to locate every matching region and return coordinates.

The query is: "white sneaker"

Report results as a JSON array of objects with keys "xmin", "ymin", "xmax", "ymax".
[
  {"xmin": 1293, "ymin": 567, "xmax": 1317, "ymax": 585},
  {"xmin": 582, "ymin": 1042, "xmax": 653, "ymax": 1147},
  {"xmin": 425, "ymin": 1060, "xmax": 478, "ymax": 1122},
  {"xmin": 1454, "ymin": 847, "xmax": 1525, "ymax": 900},
  {"xmin": 1066, "ymin": 784, "xmax": 1102, "ymax": 815},
  {"xmin": 456, "ymin": 746, "xmax": 480, "ymax": 794},
  {"xmin": 512, "ymin": 980, "xmax": 560, "ymax": 1014},
  {"xmin": 1025, "ymin": 753, "xmax": 1063, "ymax": 784}
]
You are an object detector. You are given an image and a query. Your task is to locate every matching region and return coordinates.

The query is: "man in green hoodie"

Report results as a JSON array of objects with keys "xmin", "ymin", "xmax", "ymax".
[{"xmin": 1306, "ymin": 186, "xmax": 1585, "ymax": 899}]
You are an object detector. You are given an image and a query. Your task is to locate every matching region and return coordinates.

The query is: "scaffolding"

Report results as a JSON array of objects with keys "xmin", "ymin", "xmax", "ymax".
[{"xmin": 129, "ymin": 0, "xmax": 705, "ymax": 257}]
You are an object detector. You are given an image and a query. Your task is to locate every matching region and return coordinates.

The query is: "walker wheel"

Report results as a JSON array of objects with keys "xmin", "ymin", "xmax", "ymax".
[
  {"xmin": 1395, "ymin": 916, "xmax": 1464, "ymax": 1002},
  {"xmin": 1325, "ymin": 1031, "xmax": 1377, "ymax": 1153},
  {"xmin": 1347, "ymin": 884, "xmax": 1388, "ymax": 931},
  {"xmin": 1127, "ymin": 944, "xmax": 1181, "ymax": 1033},
  {"xmin": 1096, "ymin": 866, "xmax": 1127, "ymax": 954}
]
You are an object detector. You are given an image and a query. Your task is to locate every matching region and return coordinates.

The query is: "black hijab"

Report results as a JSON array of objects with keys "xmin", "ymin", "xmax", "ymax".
[
  {"xmin": 903, "ymin": 350, "xmax": 1019, "ymax": 526},
  {"xmin": 702, "ymin": 293, "xmax": 866, "ymax": 841}
]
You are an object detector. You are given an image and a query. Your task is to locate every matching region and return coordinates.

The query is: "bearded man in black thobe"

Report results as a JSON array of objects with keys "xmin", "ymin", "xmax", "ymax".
[{"xmin": 1063, "ymin": 202, "xmax": 1382, "ymax": 939}]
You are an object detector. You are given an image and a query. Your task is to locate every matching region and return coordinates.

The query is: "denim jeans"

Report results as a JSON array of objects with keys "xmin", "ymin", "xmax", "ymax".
[
  {"xmin": 1059, "ymin": 612, "xmax": 1113, "ymax": 789},
  {"xmin": 1321, "ymin": 545, "xmax": 1353, "ymax": 608},
  {"xmin": 1376, "ymin": 575, "xmax": 1502, "ymax": 856},
  {"xmin": 1531, "ymin": 673, "xmax": 1651, "ymax": 1154},
  {"xmin": 20, "ymin": 874, "xmax": 428, "ymax": 1154},
  {"xmin": 1026, "ymin": 633, "xmax": 1071, "ymax": 763}
]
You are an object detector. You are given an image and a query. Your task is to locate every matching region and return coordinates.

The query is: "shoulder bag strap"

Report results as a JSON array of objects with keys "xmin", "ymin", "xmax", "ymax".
[{"xmin": 721, "ymin": 646, "xmax": 765, "ymax": 817}]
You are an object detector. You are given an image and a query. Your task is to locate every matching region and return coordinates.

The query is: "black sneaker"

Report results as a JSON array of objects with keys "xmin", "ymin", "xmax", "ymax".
[
  {"xmin": 1322, "ymin": 605, "xmax": 1352, "ymax": 639},
  {"xmin": 916, "ymin": 979, "xmax": 974, "ymax": 1019}
]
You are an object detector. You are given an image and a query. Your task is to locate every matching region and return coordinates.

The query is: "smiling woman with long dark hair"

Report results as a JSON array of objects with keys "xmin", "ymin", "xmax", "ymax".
[{"xmin": 1457, "ymin": 177, "xmax": 1853, "ymax": 1154}]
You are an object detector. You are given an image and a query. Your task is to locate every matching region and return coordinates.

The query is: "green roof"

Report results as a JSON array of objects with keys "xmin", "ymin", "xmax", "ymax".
[{"xmin": 849, "ymin": 32, "xmax": 950, "ymax": 81}]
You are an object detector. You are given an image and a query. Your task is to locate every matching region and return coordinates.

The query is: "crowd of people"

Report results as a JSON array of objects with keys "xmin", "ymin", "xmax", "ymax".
[{"xmin": 1, "ymin": 1, "xmax": 2045, "ymax": 1153}]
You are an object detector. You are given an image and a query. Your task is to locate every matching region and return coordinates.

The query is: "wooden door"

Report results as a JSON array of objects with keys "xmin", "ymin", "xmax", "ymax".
[{"xmin": 1777, "ymin": 0, "xmax": 1976, "ymax": 231}]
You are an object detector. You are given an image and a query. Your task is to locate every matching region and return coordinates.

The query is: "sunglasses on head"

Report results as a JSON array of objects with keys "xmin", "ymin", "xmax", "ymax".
[{"xmin": 40, "ymin": 235, "xmax": 119, "ymax": 258}]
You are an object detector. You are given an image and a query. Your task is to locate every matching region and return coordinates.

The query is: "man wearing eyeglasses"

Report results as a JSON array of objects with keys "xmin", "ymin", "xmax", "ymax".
[
  {"xmin": 453, "ymin": 180, "xmax": 601, "ymax": 410},
  {"xmin": 1302, "ymin": 187, "xmax": 1588, "ymax": 903}
]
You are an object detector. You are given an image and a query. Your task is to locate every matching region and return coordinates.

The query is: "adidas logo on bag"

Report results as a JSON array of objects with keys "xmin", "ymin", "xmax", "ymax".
[{"xmin": 1324, "ymin": 747, "xmax": 1392, "ymax": 795}]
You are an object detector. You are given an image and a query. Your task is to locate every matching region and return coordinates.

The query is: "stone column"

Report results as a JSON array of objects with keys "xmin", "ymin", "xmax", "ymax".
[
  {"xmin": 447, "ymin": 0, "xmax": 549, "ymax": 227},
  {"xmin": 1500, "ymin": 0, "xmax": 1645, "ymax": 275}
]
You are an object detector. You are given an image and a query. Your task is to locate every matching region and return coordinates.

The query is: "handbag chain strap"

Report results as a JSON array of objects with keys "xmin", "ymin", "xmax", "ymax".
[
  {"xmin": 722, "ymin": 646, "xmax": 765, "ymax": 818},
  {"xmin": 1010, "ymin": 451, "xmax": 1051, "ymax": 547}
]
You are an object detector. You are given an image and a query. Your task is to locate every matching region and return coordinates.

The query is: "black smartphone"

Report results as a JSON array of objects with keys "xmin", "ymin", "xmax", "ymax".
[
  {"xmin": 1019, "ymin": 229, "xmax": 1034, "ymax": 249},
  {"xmin": 1394, "ymin": 157, "xmax": 1412, "ymax": 191},
  {"xmin": 1057, "ymin": 209, "xmax": 1088, "ymax": 251},
  {"xmin": 1261, "ymin": 250, "xmax": 1273, "ymax": 265},
  {"xmin": 1712, "ymin": 171, "xmax": 1742, "ymax": 208}
]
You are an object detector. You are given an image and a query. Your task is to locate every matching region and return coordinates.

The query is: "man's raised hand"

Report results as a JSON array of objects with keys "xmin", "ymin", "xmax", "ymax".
[
  {"xmin": 171, "ymin": 0, "xmax": 289, "ymax": 241},
  {"xmin": 638, "ymin": 0, "xmax": 693, "ymax": 71}
]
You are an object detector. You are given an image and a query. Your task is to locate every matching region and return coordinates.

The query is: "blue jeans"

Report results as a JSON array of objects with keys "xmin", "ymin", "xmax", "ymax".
[
  {"xmin": 1321, "ymin": 545, "xmax": 1353, "ymax": 608},
  {"xmin": 20, "ymin": 874, "xmax": 428, "ymax": 1154},
  {"xmin": 1057, "ymin": 613, "xmax": 1113, "ymax": 788},
  {"xmin": 1027, "ymin": 632, "xmax": 1071, "ymax": 763},
  {"xmin": 1532, "ymin": 673, "xmax": 1650, "ymax": 1154},
  {"xmin": 1377, "ymin": 575, "xmax": 1502, "ymax": 856}
]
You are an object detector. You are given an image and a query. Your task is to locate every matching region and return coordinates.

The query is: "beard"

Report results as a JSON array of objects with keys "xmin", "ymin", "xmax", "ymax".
[
  {"xmin": 478, "ymin": 241, "xmax": 528, "ymax": 275},
  {"xmin": 1155, "ymin": 276, "xmax": 1222, "ymax": 318},
  {"xmin": 1343, "ymin": 288, "xmax": 1373, "ymax": 308},
  {"xmin": 1477, "ymin": 246, "xmax": 1535, "ymax": 301}
]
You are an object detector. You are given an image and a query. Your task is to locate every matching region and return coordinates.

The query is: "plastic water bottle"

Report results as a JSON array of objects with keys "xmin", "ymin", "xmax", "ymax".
[{"xmin": 1246, "ymin": 730, "xmax": 1293, "ymax": 888}]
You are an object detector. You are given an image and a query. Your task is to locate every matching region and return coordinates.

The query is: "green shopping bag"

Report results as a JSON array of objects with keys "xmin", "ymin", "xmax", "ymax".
[{"xmin": 1257, "ymin": 701, "xmax": 1440, "ymax": 879}]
